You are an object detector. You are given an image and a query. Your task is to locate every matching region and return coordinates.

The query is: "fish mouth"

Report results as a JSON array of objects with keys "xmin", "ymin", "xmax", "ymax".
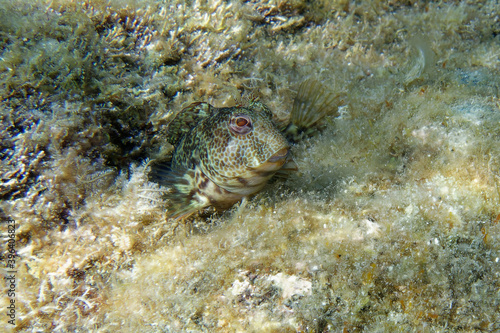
[
  {"xmin": 247, "ymin": 147, "xmax": 290, "ymax": 174},
  {"xmin": 254, "ymin": 147, "xmax": 289, "ymax": 173},
  {"xmin": 267, "ymin": 147, "xmax": 289, "ymax": 163}
]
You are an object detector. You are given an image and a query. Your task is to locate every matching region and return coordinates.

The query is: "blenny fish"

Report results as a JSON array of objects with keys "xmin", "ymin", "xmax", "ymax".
[{"xmin": 150, "ymin": 79, "xmax": 340, "ymax": 219}]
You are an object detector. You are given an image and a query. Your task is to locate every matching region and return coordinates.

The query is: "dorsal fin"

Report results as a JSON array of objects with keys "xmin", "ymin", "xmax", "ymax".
[{"xmin": 166, "ymin": 102, "xmax": 213, "ymax": 146}]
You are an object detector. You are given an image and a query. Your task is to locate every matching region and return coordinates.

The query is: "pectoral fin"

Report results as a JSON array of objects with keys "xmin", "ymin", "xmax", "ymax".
[{"xmin": 285, "ymin": 79, "xmax": 342, "ymax": 142}]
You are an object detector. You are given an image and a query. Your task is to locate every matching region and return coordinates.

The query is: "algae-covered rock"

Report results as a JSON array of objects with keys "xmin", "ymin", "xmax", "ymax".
[{"xmin": 1, "ymin": 0, "xmax": 499, "ymax": 332}]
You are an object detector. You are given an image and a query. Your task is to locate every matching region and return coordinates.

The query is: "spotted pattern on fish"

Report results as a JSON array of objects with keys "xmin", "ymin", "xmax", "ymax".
[{"xmin": 150, "ymin": 79, "xmax": 340, "ymax": 219}]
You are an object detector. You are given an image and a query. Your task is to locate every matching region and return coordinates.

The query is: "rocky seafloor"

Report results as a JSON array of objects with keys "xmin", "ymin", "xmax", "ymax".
[{"xmin": 1, "ymin": 0, "xmax": 499, "ymax": 332}]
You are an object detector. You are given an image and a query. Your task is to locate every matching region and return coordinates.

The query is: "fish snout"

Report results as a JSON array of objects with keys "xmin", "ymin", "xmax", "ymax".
[{"xmin": 267, "ymin": 147, "xmax": 289, "ymax": 164}]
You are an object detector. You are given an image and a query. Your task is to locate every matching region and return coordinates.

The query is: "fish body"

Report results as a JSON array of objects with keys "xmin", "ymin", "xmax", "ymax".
[{"xmin": 151, "ymin": 79, "xmax": 340, "ymax": 219}]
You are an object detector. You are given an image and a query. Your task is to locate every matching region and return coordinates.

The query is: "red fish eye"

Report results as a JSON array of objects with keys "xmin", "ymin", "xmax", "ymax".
[
  {"xmin": 229, "ymin": 114, "xmax": 252, "ymax": 134},
  {"xmin": 236, "ymin": 117, "xmax": 248, "ymax": 127}
]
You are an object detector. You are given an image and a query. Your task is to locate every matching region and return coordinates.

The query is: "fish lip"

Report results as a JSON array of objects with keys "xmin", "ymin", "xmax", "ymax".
[{"xmin": 267, "ymin": 147, "xmax": 289, "ymax": 163}]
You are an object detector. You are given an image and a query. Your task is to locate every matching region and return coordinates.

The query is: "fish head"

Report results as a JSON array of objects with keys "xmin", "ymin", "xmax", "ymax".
[{"xmin": 201, "ymin": 102, "xmax": 290, "ymax": 194}]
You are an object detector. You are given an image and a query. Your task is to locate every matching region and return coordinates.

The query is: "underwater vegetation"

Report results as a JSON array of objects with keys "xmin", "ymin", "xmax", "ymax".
[{"xmin": 1, "ymin": 0, "xmax": 499, "ymax": 332}]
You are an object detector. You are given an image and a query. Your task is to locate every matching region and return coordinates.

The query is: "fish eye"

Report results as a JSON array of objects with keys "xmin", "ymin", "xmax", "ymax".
[
  {"xmin": 236, "ymin": 117, "xmax": 249, "ymax": 127},
  {"xmin": 229, "ymin": 114, "xmax": 253, "ymax": 134}
]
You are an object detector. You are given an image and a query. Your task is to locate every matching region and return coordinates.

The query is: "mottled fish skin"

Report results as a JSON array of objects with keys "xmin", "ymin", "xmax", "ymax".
[
  {"xmin": 152, "ymin": 100, "xmax": 291, "ymax": 219},
  {"xmin": 151, "ymin": 79, "xmax": 340, "ymax": 219}
]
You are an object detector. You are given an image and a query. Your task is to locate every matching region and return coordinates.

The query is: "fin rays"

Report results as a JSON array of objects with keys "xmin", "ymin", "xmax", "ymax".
[
  {"xmin": 286, "ymin": 78, "xmax": 341, "ymax": 141},
  {"xmin": 149, "ymin": 162, "xmax": 208, "ymax": 220}
]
